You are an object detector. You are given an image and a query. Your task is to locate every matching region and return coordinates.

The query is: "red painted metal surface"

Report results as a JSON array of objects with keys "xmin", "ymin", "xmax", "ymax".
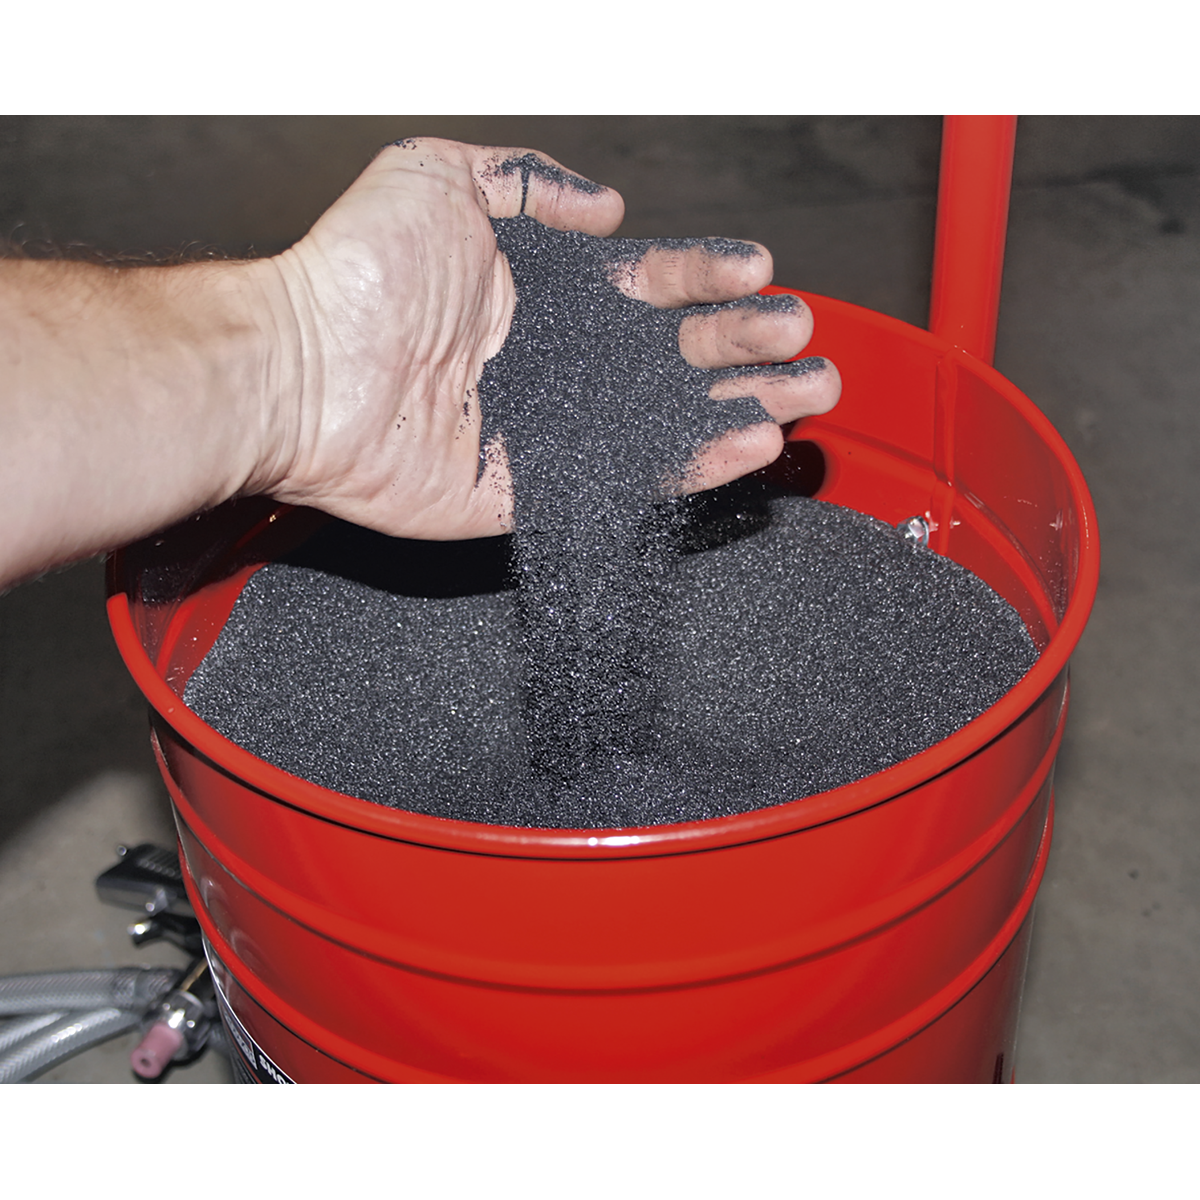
[
  {"xmin": 929, "ymin": 115, "xmax": 1018, "ymax": 366},
  {"xmin": 107, "ymin": 290, "xmax": 1099, "ymax": 1082}
]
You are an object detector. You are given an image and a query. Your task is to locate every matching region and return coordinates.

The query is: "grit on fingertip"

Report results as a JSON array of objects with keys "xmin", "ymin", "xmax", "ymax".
[{"xmin": 711, "ymin": 356, "xmax": 833, "ymax": 382}]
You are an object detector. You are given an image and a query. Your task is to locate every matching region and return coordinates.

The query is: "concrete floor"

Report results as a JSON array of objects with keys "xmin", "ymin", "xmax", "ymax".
[{"xmin": 1, "ymin": 116, "xmax": 1197, "ymax": 1083}]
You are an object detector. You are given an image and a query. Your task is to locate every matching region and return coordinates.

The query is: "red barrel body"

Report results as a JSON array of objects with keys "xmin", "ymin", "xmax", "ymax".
[{"xmin": 107, "ymin": 293, "xmax": 1098, "ymax": 1082}]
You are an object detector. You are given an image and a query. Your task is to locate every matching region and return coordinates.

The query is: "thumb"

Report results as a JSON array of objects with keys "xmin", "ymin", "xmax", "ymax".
[{"xmin": 472, "ymin": 147, "xmax": 625, "ymax": 235}]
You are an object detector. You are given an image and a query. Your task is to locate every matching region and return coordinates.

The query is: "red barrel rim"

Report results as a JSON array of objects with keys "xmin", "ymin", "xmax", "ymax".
[{"xmin": 107, "ymin": 294, "xmax": 1099, "ymax": 860}]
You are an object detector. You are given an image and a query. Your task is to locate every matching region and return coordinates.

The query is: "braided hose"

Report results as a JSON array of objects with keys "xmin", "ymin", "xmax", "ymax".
[
  {"xmin": 0, "ymin": 968, "xmax": 180, "ymax": 1016},
  {"xmin": 0, "ymin": 1008, "xmax": 142, "ymax": 1083},
  {"xmin": 0, "ymin": 1012, "xmax": 68, "ymax": 1055}
]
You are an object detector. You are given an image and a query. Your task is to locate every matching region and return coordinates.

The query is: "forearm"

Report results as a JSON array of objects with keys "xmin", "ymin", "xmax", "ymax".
[
  {"xmin": 0, "ymin": 257, "xmax": 294, "ymax": 590},
  {"xmin": 0, "ymin": 137, "xmax": 839, "ymax": 593}
]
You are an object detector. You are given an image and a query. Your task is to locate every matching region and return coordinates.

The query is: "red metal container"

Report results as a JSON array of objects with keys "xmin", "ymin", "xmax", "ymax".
[
  {"xmin": 105, "ymin": 117, "xmax": 1098, "ymax": 1081},
  {"xmin": 106, "ymin": 284, "xmax": 1098, "ymax": 1082}
]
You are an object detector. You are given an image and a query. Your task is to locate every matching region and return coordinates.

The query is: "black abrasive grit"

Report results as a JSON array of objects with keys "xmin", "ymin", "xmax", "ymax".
[
  {"xmin": 184, "ymin": 215, "xmax": 1039, "ymax": 830},
  {"xmin": 476, "ymin": 215, "xmax": 828, "ymax": 818}
]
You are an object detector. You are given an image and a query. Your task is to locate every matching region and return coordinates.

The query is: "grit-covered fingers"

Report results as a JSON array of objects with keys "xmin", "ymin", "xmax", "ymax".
[
  {"xmin": 466, "ymin": 145, "xmax": 625, "ymax": 235},
  {"xmin": 673, "ymin": 422, "xmax": 787, "ymax": 495},
  {"xmin": 608, "ymin": 238, "xmax": 775, "ymax": 308},
  {"xmin": 707, "ymin": 357, "xmax": 842, "ymax": 423},
  {"xmin": 669, "ymin": 358, "xmax": 841, "ymax": 496},
  {"xmin": 677, "ymin": 293, "xmax": 814, "ymax": 369}
]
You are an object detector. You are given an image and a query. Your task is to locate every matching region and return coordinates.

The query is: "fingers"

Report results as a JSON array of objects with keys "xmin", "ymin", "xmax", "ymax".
[
  {"xmin": 671, "ymin": 423, "xmax": 786, "ymax": 495},
  {"xmin": 669, "ymin": 359, "xmax": 841, "ymax": 497},
  {"xmin": 678, "ymin": 293, "xmax": 814, "ymax": 369},
  {"xmin": 470, "ymin": 145, "xmax": 625, "ymax": 236},
  {"xmin": 707, "ymin": 357, "xmax": 842, "ymax": 424},
  {"xmin": 609, "ymin": 239, "xmax": 774, "ymax": 309}
]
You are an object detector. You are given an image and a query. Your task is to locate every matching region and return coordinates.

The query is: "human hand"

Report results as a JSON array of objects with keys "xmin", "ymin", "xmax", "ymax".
[{"xmin": 254, "ymin": 137, "xmax": 840, "ymax": 539}]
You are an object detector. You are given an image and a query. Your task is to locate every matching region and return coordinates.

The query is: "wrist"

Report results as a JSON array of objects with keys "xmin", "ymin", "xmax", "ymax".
[
  {"xmin": 92, "ymin": 255, "xmax": 299, "ymax": 513},
  {"xmin": 222, "ymin": 254, "xmax": 306, "ymax": 502}
]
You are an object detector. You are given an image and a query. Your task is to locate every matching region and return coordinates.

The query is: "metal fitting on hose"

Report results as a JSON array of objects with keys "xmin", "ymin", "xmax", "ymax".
[{"xmin": 130, "ymin": 959, "xmax": 216, "ymax": 1080}]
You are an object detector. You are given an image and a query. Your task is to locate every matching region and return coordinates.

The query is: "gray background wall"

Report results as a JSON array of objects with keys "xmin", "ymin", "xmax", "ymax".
[{"xmin": 1, "ymin": 116, "xmax": 1197, "ymax": 1082}]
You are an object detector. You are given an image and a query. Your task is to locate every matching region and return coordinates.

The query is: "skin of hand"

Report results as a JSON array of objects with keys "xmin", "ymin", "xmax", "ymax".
[
  {"xmin": 254, "ymin": 138, "xmax": 841, "ymax": 540},
  {"xmin": 0, "ymin": 137, "xmax": 840, "ymax": 591}
]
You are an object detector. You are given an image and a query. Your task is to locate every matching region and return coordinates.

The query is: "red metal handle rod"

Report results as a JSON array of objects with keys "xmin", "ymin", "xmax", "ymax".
[{"xmin": 928, "ymin": 115, "xmax": 1017, "ymax": 367}]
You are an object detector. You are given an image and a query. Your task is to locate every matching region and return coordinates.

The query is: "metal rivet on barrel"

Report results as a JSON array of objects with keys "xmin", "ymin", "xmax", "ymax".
[{"xmin": 896, "ymin": 515, "xmax": 931, "ymax": 548}]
